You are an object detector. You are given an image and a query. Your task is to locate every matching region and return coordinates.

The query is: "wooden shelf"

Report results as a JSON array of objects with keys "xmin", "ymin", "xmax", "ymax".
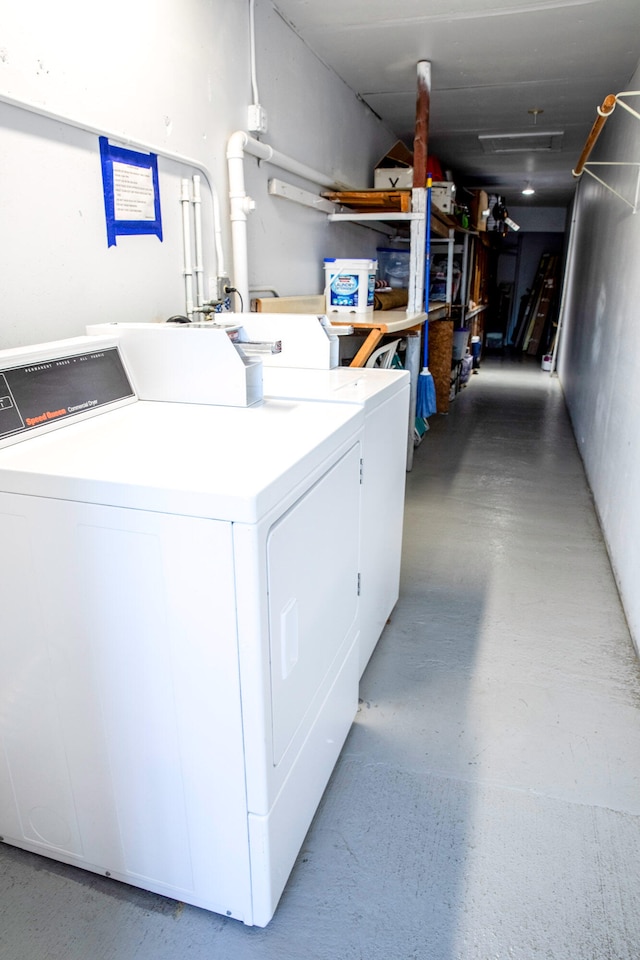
[
  {"xmin": 430, "ymin": 206, "xmax": 458, "ymax": 237},
  {"xmin": 322, "ymin": 189, "xmax": 412, "ymax": 213},
  {"xmin": 323, "ymin": 188, "xmax": 466, "ymax": 239},
  {"xmin": 464, "ymin": 303, "xmax": 488, "ymax": 320}
]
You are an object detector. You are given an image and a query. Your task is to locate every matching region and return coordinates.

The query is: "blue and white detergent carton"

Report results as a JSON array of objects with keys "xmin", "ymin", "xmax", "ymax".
[{"xmin": 324, "ymin": 258, "xmax": 377, "ymax": 314}]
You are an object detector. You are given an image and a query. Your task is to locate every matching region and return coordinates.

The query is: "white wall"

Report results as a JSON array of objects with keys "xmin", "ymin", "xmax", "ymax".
[
  {"xmin": 558, "ymin": 58, "xmax": 640, "ymax": 651},
  {"xmin": 507, "ymin": 230, "xmax": 565, "ymax": 344},
  {"xmin": 0, "ymin": 0, "xmax": 393, "ymax": 349},
  {"xmin": 507, "ymin": 206, "xmax": 567, "ymax": 233}
]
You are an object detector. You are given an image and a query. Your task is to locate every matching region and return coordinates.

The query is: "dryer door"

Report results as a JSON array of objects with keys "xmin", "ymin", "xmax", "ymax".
[{"xmin": 267, "ymin": 441, "xmax": 361, "ymax": 766}]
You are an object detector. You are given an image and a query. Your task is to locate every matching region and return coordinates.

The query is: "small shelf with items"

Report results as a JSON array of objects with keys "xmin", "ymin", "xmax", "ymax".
[
  {"xmin": 322, "ymin": 187, "xmax": 430, "ymax": 339},
  {"xmin": 323, "ymin": 189, "xmax": 413, "ymax": 214},
  {"xmin": 322, "ymin": 185, "xmax": 490, "ymax": 411},
  {"xmin": 323, "ymin": 189, "xmax": 459, "ymax": 235}
]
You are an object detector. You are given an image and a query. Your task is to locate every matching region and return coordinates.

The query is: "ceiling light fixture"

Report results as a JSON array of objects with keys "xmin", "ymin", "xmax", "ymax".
[
  {"xmin": 478, "ymin": 131, "xmax": 564, "ymax": 153},
  {"xmin": 522, "ymin": 183, "xmax": 535, "ymax": 196}
]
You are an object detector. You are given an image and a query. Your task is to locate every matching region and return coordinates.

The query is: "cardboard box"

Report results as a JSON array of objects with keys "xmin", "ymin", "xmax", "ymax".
[
  {"xmin": 374, "ymin": 140, "xmax": 413, "ymax": 189},
  {"xmin": 373, "ymin": 141, "xmax": 446, "ymax": 190},
  {"xmin": 470, "ymin": 190, "xmax": 490, "ymax": 231}
]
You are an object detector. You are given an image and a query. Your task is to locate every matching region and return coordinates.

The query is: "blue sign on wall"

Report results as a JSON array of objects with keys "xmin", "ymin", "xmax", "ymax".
[{"xmin": 99, "ymin": 136, "xmax": 163, "ymax": 247}]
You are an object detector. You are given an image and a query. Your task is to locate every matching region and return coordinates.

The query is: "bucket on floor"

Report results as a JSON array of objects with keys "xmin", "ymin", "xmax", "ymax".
[
  {"xmin": 452, "ymin": 328, "xmax": 470, "ymax": 361},
  {"xmin": 324, "ymin": 258, "xmax": 377, "ymax": 314},
  {"xmin": 471, "ymin": 335, "xmax": 482, "ymax": 369},
  {"xmin": 541, "ymin": 354, "xmax": 553, "ymax": 371}
]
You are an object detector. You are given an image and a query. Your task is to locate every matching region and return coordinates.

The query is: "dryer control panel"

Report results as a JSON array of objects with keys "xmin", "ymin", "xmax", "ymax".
[{"xmin": 0, "ymin": 339, "xmax": 135, "ymax": 448}]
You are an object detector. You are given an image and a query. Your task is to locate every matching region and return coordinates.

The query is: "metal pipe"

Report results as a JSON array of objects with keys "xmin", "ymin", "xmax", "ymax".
[
  {"xmin": 550, "ymin": 191, "xmax": 580, "ymax": 375},
  {"xmin": 612, "ymin": 90, "xmax": 640, "ymax": 122}
]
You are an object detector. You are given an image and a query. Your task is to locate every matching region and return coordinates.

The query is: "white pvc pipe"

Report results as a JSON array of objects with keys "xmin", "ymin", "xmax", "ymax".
[
  {"xmin": 550, "ymin": 191, "xmax": 580, "ymax": 375},
  {"xmin": 181, "ymin": 179, "xmax": 194, "ymax": 318},
  {"xmin": 226, "ymin": 130, "xmax": 350, "ymax": 310},
  {"xmin": 192, "ymin": 175, "xmax": 204, "ymax": 308},
  {"xmin": 0, "ymin": 91, "xmax": 227, "ymax": 280}
]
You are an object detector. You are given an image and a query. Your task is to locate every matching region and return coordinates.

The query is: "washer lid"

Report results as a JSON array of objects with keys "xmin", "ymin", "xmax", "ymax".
[
  {"xmin": 262, "ymin": 366, "xmax": 409, "ymax": 410},
  {"xmin": 0, "ymin": 398, "xmax": 364, "ymax": 522}
]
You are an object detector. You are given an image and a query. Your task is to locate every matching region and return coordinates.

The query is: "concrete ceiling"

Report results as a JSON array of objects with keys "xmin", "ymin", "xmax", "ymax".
[{"xmin": 273, "ymin": 0, "xmax": 640, "ymax": 209}]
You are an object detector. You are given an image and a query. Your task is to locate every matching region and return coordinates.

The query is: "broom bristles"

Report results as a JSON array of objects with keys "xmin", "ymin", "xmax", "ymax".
[{"xmin": 416, "ymin": 369, "xmax": 437, "ymax": 419}]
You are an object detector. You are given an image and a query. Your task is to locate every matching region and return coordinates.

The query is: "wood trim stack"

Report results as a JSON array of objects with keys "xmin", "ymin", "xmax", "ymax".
[{"xmin": 322, "ymin": 190, "xmax": 412, "ymax": 212}]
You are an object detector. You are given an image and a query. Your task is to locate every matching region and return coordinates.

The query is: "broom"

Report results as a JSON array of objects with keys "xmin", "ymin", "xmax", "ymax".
[{"xmin": 416, "ymin": 174, "xmax": 437, "ymax": 419}]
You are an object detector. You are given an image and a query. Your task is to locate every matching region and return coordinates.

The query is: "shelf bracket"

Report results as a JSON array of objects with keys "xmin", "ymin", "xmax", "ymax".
[
  {"xmin": 577, "ymin": 162, "xmax": 640, "ymax": 213},
  {"xmin": 268, "ymin": 178, "xmax": 337, "ymax": 214},
  {"xmin": 573, "ymin": 90, "xmax": 640, "ymax": 213}
]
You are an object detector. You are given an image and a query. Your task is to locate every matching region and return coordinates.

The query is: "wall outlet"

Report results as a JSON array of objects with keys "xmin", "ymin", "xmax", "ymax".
[
  {"xmin": 216, "ymin": 275, "xmax": 231, "ymax": 302},
  {"xmin": 247, "ymin": 103, "xmax": 268, "ymax": 134}
]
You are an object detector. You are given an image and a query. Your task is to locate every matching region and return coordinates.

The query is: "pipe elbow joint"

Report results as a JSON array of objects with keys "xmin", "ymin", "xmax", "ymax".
[{"xmin": 227, "ymin": 130, "xmax": 249, "ymax": 160}]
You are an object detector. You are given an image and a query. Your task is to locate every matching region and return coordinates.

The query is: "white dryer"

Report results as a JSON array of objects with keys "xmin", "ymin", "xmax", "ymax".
[
  {"xmin": 0, "ymin": 336, "xmax": 365, "ymax": 926},
  {"xmin": 261, "ymin": 365, "xmax": 410, "ymax": 675}
]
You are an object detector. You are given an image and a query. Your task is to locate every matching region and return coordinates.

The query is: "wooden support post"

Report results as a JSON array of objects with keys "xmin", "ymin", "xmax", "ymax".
[
  {"xmin": 408, "ymin": 61, "xmax": 431, "ymax": 316},
  {"xmin": 413, "ymin": 60, "xmax": 431, "ymax": 189}
]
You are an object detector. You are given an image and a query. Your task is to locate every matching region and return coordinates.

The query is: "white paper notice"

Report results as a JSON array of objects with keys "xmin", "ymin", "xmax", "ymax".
[{"xmin": 112, "ymin": 162, "xmax": 156, "ymax": 221}]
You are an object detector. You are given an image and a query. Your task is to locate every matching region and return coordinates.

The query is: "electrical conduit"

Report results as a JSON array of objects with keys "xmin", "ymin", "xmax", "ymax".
[{"xmin": 0, "ymin": 91, "xmax": 227, "ymax": 285}]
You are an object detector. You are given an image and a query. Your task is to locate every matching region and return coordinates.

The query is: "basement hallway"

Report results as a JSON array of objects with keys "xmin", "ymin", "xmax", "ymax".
[{"xmin": 2, "ymin": 356, "xmax": 640, "ymax": 960}]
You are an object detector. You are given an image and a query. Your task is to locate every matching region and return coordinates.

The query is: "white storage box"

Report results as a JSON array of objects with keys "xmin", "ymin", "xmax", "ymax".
[
  {"xmin": 373, "ymin": 140, "xmax": 414, "ymax": 190},
  {"xmin": 432, "ymin": 182, "xmax": 457, "ymax": 214},
  {"xmin": 373, "ymin": 167, "xmax": 413, "ymax": 190}
]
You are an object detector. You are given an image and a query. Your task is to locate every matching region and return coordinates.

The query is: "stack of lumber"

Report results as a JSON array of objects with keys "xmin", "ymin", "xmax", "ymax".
[
  {"xmin": 322, "ymin": 190, "xmax": 411, "ymax": 212},
  {"xmin": 512, "ymin": 253, "xmax": 559, "ymax": 355}
]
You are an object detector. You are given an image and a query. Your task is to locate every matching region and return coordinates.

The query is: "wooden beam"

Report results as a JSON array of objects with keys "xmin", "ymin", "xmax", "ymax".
[
  {"xmin": 349, "ymin": 329, "xmax": 385, "ymax": 367},
  {"xmin": 413, "ymin": 61, "xmax": 431, "ymax": 189}
]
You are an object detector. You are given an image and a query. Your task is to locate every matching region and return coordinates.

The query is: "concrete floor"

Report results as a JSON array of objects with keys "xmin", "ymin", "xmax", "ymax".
[{"xmin": 2, "ymin": 356, "xmax": 640, "ymax": 959}]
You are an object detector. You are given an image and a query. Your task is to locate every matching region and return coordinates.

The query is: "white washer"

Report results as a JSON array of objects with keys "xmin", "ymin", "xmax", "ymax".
[
  {"xmin": 0, "ymin": 336, "xmax": 365, "ymax": 926},
  {"xmin": 235, "ymin": 318, "xmax": 409, "ymax": 675},
  {"xmin": 83, "ymin": 323, "xmax": 410, "ymax": 675},
  {"xmin": 262, "ymin": 365, "xmax": 410, "ymax": 676}
]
